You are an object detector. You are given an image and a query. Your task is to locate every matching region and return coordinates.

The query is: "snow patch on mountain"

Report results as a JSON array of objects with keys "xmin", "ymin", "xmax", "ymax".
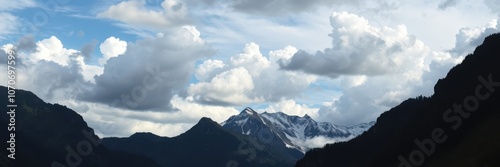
[{"xmin": 221, "ymin": 107, "xmax": 375, "ymax": 153}]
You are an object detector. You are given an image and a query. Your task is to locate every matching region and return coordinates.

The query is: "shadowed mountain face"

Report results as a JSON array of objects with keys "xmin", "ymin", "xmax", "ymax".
[
  {"xmin": 295, "ymin": 33, "xmax": 500, "ymax": 167},
  {"xmin": 102, "ymin": 117, "xmax": 298, "ymax": 167},
  {"xmin": 222, "ymin": 107, "xmax": 374, "ymax": 152},
  {"xmin": 0, "ymin": 87, "xmax": 160, "ymax": 167}
]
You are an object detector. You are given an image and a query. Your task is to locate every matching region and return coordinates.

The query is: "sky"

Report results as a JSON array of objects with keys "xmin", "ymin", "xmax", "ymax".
[{"xmin": 1, "ymin": 0, "xmax": 499, "ymax": 137}]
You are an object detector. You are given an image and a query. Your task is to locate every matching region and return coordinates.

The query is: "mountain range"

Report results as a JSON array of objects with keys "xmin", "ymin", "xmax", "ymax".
[{"xmin": 221, "ymin": 107, "xmax": 375, "ymax": 152}]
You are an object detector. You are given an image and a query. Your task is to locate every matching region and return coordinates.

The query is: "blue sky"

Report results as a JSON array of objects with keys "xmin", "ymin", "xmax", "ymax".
[{"xmin": 1, "ymin": 0, "xmax": 500, "ymax": 137}]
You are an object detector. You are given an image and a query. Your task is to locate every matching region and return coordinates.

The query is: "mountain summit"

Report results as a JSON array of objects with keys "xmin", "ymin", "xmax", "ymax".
[{"xmin": 222, "ymin": 107, "xmax": 375, "ymax": 152}]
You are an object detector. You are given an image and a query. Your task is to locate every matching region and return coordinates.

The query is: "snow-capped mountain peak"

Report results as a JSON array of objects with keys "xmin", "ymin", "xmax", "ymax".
[
  {"xmin": 243, "ymin": 107, "xmax": 258, "ymax": 115},
  {"xmin": 221, "ymin": 107, "xmax": 375, "ymax": 153}
]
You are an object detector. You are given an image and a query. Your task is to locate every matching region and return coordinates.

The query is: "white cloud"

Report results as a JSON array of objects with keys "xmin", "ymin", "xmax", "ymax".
[
  {"xmin": 188, "ymin": 67, "xmax": 260, "ymax": 105},
  {"xmin": 268, "ymin": 45, "xmax": 298, "ymax": 63},
  {"xmin": 97, "ymin": 0, "xmax": 189, "ymax": 30},
  {"xmin": 24, "ymin": 36, "xmax": 103, "ymax": 85},
  {"xmin": 188, "ymin": 43, "xmax": 317, "ymax": 106},
  {"xmin": 30, "ymin": 36, "xmax": 79, "ymax": 66},
  {"xmin": 194, "ymin": 59, "xmax": 226, "ymax": 82},
  {"xmin": 74, "ymin": 56, "xmax": 103, "ymax": 83},
  {"xmin": 289, "ymin": 136, "xmax": 351, "ymax": 151},
  {"xmin": 281, "ymin": 11, "xmax": 429, "ymax": 78},
  {"xmin": 230, "ymin": 43, "xmax": 270, "ymax": 77},
  {"xmin": 342, "ymin": 75, "xmax": 367, "ymax": 88},
  {"xmin": 450, "ymin": 19, "xmax": 498, "ymax": 56},
  {"xmin": 98, "ymin": 36, "xmax": 127, "ymax": 65},
  {"xmin": 0, "ymin": 37, "xmax": 93, "ymax": 103}
]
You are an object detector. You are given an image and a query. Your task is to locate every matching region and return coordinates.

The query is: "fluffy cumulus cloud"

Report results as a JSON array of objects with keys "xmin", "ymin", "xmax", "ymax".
[
  {"xmin": 98, "ymin": 36, "xmax": 127, "ymax": 65},
  {"xmin": 230, "ymin": 43, "xmax": 270, "ymax": 76},
  {"xmin": 188, "ymin": 43, "xmax": 316, "ymax": 106},
  {"xmin": 81, "ymin": 26, "xmax": 214, "ymax": 111},
  {"xmin": 97, "ymin": 0, "xmax": 189, "ymax": 30},
  {"xmin": 189, "ymin": 67, "xmax": 258, "ymax": 105},
  {"xmin": 0, "ymin": 36, "xmax": 92, "ymax": 103},
  {"xmin": 280, "ymin": 11, "xmax": 429, "ymax": 78},
  {"xmin": 449, "ymin": 19, "xmax": 498, "ymax": 56},
  {"xmin": 194, "ymin": 59, "xmax": 226, "ymax": 82},
  {"xmin": 30, "ymin": 36, "xmax": 79, "ymax": 66},
  {"xmin": 23, "ymin": 36, "xmax": 105, "ymax": 84}
]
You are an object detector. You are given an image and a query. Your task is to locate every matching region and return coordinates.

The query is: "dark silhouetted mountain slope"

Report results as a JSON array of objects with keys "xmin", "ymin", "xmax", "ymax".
[
  {"xmin": 102, "ymin": 117, "xmax": 298, "ymax": 167},
  {"xmin": 295, "ymin": 33, "xmax": 500, "ymax": 167},
  {"xmin": 0, "ymin": 86, "xmax": 160, "ymax": 167}
]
